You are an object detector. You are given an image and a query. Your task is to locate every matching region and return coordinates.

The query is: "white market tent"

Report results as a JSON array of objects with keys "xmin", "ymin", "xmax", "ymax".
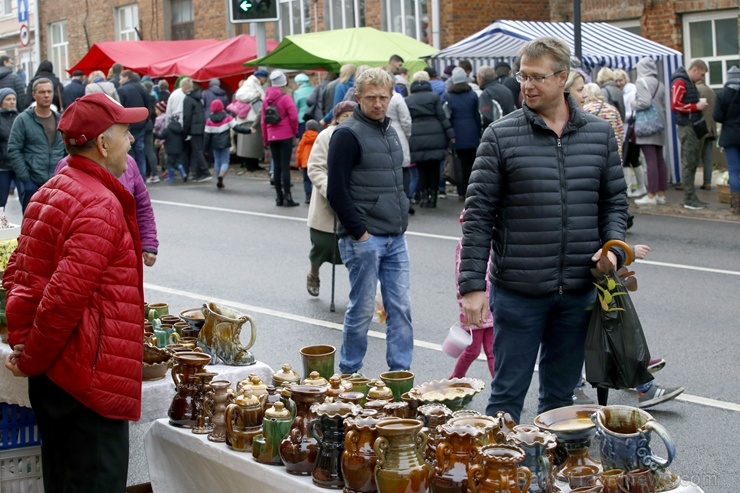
[{"xmin": 430, "ymin": 20, "xmax": 685, "ymax": 180}]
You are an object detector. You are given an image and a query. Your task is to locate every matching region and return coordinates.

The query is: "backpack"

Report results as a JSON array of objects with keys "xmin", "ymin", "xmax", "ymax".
[{"xmin": 263, "ymin": 95, "xmax": 284, "ymax": 125}]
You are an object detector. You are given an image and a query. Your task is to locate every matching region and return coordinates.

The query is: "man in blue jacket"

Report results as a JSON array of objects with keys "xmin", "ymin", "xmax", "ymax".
[{"xmin": 7, "ymin": 78, "xmax": 65, "ymax": 214}]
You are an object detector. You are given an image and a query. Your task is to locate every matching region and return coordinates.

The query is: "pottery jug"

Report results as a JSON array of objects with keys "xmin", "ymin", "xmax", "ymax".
[
  {"xmin": 225, "ymin": 391, "xmax": 265, "ymax": 452},
  {"xmin": 342, "ymin": 414, "xmax": 393, "ymax": 493},
  {"xmin": 309, "ymin": 398, "xmax": 363, "ymax": 488},
  {"xmin": 417, "ymin": 403, "xmax": 453, "ymax": 463},
  {"xmin": 191, "ymin": 372, "xmax": 217, "ymax": 434},
  {"xmin": 253, "ymin": 402, "xmax": 294, "ymax": 465},
  {"xmin": 199, "ymin": 302, "xmax": 257, "ymax": 365},
  {"xmin": 507, "ymin": 425, "xmax": 557, "ymax": 493},
  {"xmin": 168, "ymin": 352, "xmax": 212, "ymax": 427},
  {"xmin": 591, "ymin": 406, "xmax": 675, "ymax": 473},
  {"xmin": 374, "ymin": 419, "xmax": 432, "ymax": 493},
  {"xmin": 431, "ymin": 421, "xmax": 487, "ymax": 493},
  {"xmin": 279, "ymin": 384, "xmax": 328, "ymax": 475},
  {"xmin": 207, "ymin": 380, "xmax": 234, "ymax": 442},
  {"xmin": 467, "ymin": 444, "xmax": 532, "ymax": 493}
]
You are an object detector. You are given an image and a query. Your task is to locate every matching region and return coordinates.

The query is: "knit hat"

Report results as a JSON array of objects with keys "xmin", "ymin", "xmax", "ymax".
[
  {"xmin": 450, "ymin": 67, "xmax": 468, "ymax": 85},
  {"xmin": 269, "ymin": 70, "xmax": 287, "ymax": 87},
  {"xmin": 210, "ymin": 99, "xmax": 225, "ymax": 113},
  {"xmin": 305, "ymin": 119, "xmax": 322, "ymax": 132},
  {"xmin": 332, "ymin": 100, "xmax": 357, "ymax": 123},
  {"xmin": 254, "ymin": 69, "xmax": 269, "ymax": 78},
  {"xmin": 727, "ymin": 66, "xmax": 740, "ymax": 83},
  {"xmin": 155, "ymin": 100, "xmax": 167, "ymax": 113},
  {"xmin": 209, "ymin": 78, "xmax": 221, "ymax": 87},
  {"xmin": 295, "ymin": 73, "xmax": 310, "ymax": 84},
  {"xmin": 0, "ymin": 88, "xmax": 16, "ymax": 105}
]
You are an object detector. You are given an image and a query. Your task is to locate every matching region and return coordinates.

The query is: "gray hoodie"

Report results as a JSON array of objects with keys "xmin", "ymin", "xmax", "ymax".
[{"xmin": 631, "ymin": 58, "xmax": 666, "ymax": 146}]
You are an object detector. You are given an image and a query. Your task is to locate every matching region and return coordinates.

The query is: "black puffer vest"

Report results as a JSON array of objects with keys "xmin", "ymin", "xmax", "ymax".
[
  {"xmin": 338, "ymin": 106, "xmax": 409, "ymax": 238},
  {"xmin": 671, "ymin": 67, "xmax": 701, "ymax": 126}
]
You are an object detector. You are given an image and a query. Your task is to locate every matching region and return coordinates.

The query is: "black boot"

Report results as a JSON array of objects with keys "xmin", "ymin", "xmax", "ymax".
[
  {"xmin": 419, "ymin": 188, "xmax": 429, "ymax": 208},
  {"xmin": 217, "ymin": 176, "xmax": 224, "ymax": 189},
  {"xmin": 284, "ymin": 192, "xmax": 299, "ymax": 207},
  {"xmin": 275, "ymin": 188, "xmax": 284, "ymax": 206},
  {"xmin": 430, "ymin": 189, "xmax": 438, "ymax": 208}
]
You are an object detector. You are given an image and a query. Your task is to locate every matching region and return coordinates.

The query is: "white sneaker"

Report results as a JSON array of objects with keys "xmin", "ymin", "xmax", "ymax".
[
  {"xmin": 635, "ymin": 195, "xmax": 657, "ymax": 206},
  {"xmin": 627, "ymin": 186, "xmax": 647, "ymax": 198},
  {"xmin": 656, "ymin": 195, "xmax": 666, "ymax": 205}
]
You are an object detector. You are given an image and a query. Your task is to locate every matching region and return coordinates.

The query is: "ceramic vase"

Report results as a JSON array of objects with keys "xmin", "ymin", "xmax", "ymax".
[
  {"xmin": 207, "ymin": 380, "xmax": 234, "ymax": 442},
  {"xmin": 300, "ymin": 344, "xmax": 336, "ymax": 380},
  {"xmin": 467, "ymin": 444, "xmax": 531, "ymax": 493},
  {"xmin": 191, "ymin": 372, "xmax": 217, "ymax": 434},
  {"xmin": 279, "ymin": 384, "xmax": 328, "ymax": 475},
  {"xmin": 431, "ymin": 421, "xmax": 487, "ymax": 493},
  {"xmin": 309, "ymin": 398, "xmax": 362, "ymax": 488},
  {"xmin": 373, "ymin": 418, "xmax": 432, "ymax": 493},
  {"xmin": 342, "ymin": 414, "xmax": 393, "ymax": 493}
]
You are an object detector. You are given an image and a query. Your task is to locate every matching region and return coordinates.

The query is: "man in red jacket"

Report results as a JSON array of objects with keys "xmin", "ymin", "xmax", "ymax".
[{"xmin": 3, "ymin": 92, "xmax": 148, "ymax": 492}]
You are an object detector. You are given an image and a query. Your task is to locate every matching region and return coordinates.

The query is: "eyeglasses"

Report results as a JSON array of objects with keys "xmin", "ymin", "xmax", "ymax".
[{"xmin": 515, "ymin": 70, "xmax": 564, "ymax": 84}]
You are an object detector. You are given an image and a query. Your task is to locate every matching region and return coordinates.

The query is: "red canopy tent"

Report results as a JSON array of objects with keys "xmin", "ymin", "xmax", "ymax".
[{"xmin": 67, "ymin": 39, "xmax": 219, "ymax": 75}]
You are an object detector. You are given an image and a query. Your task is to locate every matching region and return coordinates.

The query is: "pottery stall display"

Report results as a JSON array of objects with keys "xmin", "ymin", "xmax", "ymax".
[
  {"xmin": 431, "ymin": 421, "xmax": 488, "ymax": 493},
  {"xmin": 373, "ymin": 419, "xmax": 432, "ymax": 493},
  {"xmin": 300, "ymin": 344, "xmax": 337, "ymax": 380},
  {"xmin": 225, "ymin": 390, "xmax": 267, "ymax": 452},
  {"xmin": 506, "ymin": 425, "xmax": 558, "ymax": 493},
  {"xmin": 253, "ymin": 402, "xmax": 295, "ymax": 465},
  {"xmin": 309, "ymin": 398, "xmax": 363, "ymax": 488},
  {"xmin": 199, "ymin": 302, "xmax": 257, "ymax": 366},
  {"xmin": 279, "ymin": 384, "xmax": 329, "ymax": 475},
  {"xmin": 467, "ymin": 444, "xmax": 532, "ymax": 493}
]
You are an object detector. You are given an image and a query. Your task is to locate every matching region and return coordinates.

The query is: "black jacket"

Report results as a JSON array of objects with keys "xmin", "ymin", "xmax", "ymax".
[
  {"xmin": 117, "ymin": 81, "xmax": 152, "ymax": 132},
  {"xmin": 0, "ymin": 67, "xmax": 27, "ymax": 111},
  {"xmin": 479, "ymin": 79, "xmax": 516, "ymax": 128},
  {"xmin": 714, "ymin": 83, "xmax": 740, "ymax": 148},
  {"xmin": 62, "ymin": 79, "xmax": 86, "ymax": 109},
  {"xmin": 182, "ymin": 89, "xmax": 206, "ymax": 136},
  {"xmin": 405, "ymin": 80, "xmax": 455, "ymax": 162},
  {"xmin": 459, "ymin": 95, "xmax": 629, "ymax": 297},
  {"xmin": 0, "ymin": 108, "xmax": 18, "ymax": 169}
]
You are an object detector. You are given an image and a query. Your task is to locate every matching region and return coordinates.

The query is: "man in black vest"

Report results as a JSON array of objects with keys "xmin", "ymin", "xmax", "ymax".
[
  {"xmin": 327, "ymin": 68, "xmax": 413, "ymax": 375},
  {"xmin": 670, "ymin": 59, "xmax": 709, "ymax": 209}
]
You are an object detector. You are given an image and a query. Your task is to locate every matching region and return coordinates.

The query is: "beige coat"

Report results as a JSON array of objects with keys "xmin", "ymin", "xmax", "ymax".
[
  {"xmin": 307, "ymin": 125, "xmax": 337, "ymax": 233},
  {"xmin": 697, "ymin": 80, "xmax": 717, "ymax": 139}
]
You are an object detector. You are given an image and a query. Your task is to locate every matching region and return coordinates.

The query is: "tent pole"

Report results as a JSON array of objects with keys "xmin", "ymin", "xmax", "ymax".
[
  {"xmin": 255, "ymin": 23, "xmax": 268, "ymax": 61},
  {"xmin": 573, "ymin": 0, "xmax": 582, "ymax": 61}
]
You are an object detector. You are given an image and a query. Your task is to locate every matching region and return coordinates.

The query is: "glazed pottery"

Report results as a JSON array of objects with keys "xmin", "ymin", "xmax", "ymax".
[
  {"xmin": 380, "ymin": 371, "xmax": 415, "ymax": 402},
  {"xmin": 447, "ymin": 415, "xmax": 502, "ymax": 447},
  {"xmin": 347, "ymin": 376, "xmax": 371, "ymax": 405},
  {"xmin": 408, "ymin": 378, "xmax": 485, "ymax": 411},
  {"xmin": 342, "ymin": 414, "xmax": 393, "ymax": 493},
  {"xmin": 225, "ymin": 391, "xmax": 266, "ymax": 452},
  {"xmin": 564, "ymin": 465, "xmax": 600, "ymax": 489},
  {"xmin": 309, "ymin": 398, "xmax": 363, "ymax": 488},
  {"xmin": 273, "ymin": 363, "xmax": 302, "ymax": 387},
  {"xmin": 373, "ymin": 419, "xmax": 431, "ymax": 493},
  {"xmin": 383, "ymin": 401, "xmax": 411, "ymax": 419},
  {"xmin": 339, "ymin": 391, "xmax": 366, "ymax": 406},
  {"xmin": 147, "ymin": 302, "xmax": 169, "ymax": 321},
  {"xmin": 279, "ymin": 384, "xmax": 328, "ymax": 475},
  {"xmin": 207, "ymin": 380, "xmax": 234, "ymax": 442},
  {"xmin": 417, "ymin": 403, "xmax": 453, "ymax": 463},
  {"xmin": 238, "ymin": 373, "xmax": 269, "ymax": 397},
  {"xmin": 198, "ymin": 302, "xmax": 257, "ymax": 365},
  {"xmin": 154, "ymin": 324, "xmax": 181, "ymax": 348},
  {"xmin": 168, "ymin": 352, "xmax": 212, "ymax": 428},
  {"xmin": 179, "ymin": 307, "xmax": 206, "ymax": 331},
  {"xmin": 191, "ymin": 372, "xmax": 217, "ymax": 434},
  {"xmin": 171, "ymin": 351, "xmax": 212, "ymax": 387},
  {"xmin": 253, "ymin": 402, "xmax": 294, "ymax": 465},
  {"xmin": 507, "ymin": 425, "xmax": 557, "ymax": 493},
  {"xmin": 304, "ymin": 371, "xmax": 330, "ymax": 387},
  {"xmin": 431, "ymin": 421, "xmax": 487, "ymax": 493},
  {"xmin": 401, "ymin": 393, "xmax": 421, "ymax": 418},
  {"xmin": 327, "ymin": 375, "xmax": 349, "ymax": 399},
  {"xmin": 623, "ymin": 468, "xmax": 655, "ymax": 493},
  {"xmin": 368, "ymin": 381, "xmax": 395, "ymax": 402},
  {"xmin": 592, "ymin": 406, "xmax": 675, "ymax": 473},
  {"xmin": 300, "ymin": 344, "xmax": 337, "ymax": 380},
  {"xmin": 600, "ymin": 469, "xmax": 627, "ymax": 493},
  {"xmin": 467, "ymin": 444, "xmax": 532, "ymax": 493}
]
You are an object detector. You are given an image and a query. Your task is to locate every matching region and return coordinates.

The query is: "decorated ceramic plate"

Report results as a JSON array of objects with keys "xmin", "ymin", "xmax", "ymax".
[{"xmin": 408, "ymin": 377, "xmax": 485, "ymax": 410}]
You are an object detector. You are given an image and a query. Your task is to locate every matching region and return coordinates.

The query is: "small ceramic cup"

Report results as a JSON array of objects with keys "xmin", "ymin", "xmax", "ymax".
[
  {"xmin": 601, "ymin": 469, "xmax": 627, "ymax": 493},
  {"xmin": 564, "ymin": 465, "xmax": 600, "ymax": 489},
  {"xmin": 379, "ymin": 371, "xmax": 415, "ymax": 402},
  {"xmin": 147, "ymin": 302, "xmax": 169, "ymax": 321},
  {"xmin": 625, "ymin": 468, "xmax": 655, "ymax": 493}
]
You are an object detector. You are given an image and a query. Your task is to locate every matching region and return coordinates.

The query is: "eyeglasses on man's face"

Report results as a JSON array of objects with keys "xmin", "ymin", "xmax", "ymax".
[{"xmin": 515, "ymin": 70, "xmax": 565, "ymax": 84}]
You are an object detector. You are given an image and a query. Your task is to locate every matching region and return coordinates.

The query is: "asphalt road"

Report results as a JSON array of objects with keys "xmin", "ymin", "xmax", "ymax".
[{"xmin": 4, "ymin": 170, "xmax": 738, "ymax": 492}]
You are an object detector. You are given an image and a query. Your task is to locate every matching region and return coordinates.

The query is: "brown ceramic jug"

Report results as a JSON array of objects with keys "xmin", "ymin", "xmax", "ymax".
[
  {"xmin": 207, "ymin": 380, "xmax": 234, "ymax": 442},
  {"xmin": 309, "ymin": 398, "xmax": 362, "ymax": 488},
  {"xmin": 278, "ymin": 384, "xmax": 328, "ymax": 475},
  {"xmin": 374, "ymin": 419, "xmax": 432, "ymax": 493},
  {"xmin": 342, "ymin": 414, "xmax": 393, "ymax": 493},
  {"xmin": 467, "ymin": 444, "xmax": 531, "ymax": 493},
  {"xmin": 431, "ymin": 421, "xmax": 487, "ymax": 493},
  {"xmin": 225, "ymin": 391, "xmax": 265, "ymax": 452}
]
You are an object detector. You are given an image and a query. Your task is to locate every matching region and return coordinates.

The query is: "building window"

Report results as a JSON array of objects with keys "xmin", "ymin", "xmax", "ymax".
[
  {"xmin": 683, "ymin": 10, "xmax": 739, "ymax": 88},
  {"xmin": 273, "ymin": 0, "xmax": 311, "ymax": 41},
  {"xmin": 171, "ymin": 0, "xmax": 194, "ymax": 40},
  {"xmin": 49, "ymin": 21, "xmax": 68, "ymax": 81},
  {"xmin": 382, "ymin": 0, "xmax": 428, "ymax": 43},
  {"xmin": 116, "ymin": 4, "xmax": 139, "ymax": 41},
  {"xmin": 1, "ymin": 0, "xmax": 13, "ymax": 16},
  {"xmin": 611, "ymin": 19, "xmax": 640, "ymax": 36},
  {"xmin": 324, "ymin": 0, "xmax": 365, "ymax": 30}
]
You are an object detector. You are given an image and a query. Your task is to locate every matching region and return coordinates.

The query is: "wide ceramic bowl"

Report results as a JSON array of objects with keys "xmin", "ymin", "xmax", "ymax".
[
  {"xmin": 533, "ymin": 404, "xmax": 603, "ymax": 442},
  {"xmin": 179, "ymin": 307, "xmax": 206, "ymax": 331},
  {"xmin": 143, "ymin": 361, "xmax": 169, "ymax": 381},
  {"xmin": 408, "ymin": 377, "xmax": 485, "ymax": 411}
]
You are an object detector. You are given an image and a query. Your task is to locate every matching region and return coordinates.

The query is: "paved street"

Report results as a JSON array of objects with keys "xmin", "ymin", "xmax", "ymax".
[{"xmin": 4, "ymin": 169, "xmax": 738, "ymax": 492}]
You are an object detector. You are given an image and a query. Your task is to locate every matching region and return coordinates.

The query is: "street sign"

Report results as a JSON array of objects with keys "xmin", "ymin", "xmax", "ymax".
[
  {"xmin": 17, "ymin": 0, "xmax": 28, "ymax": 23},
  {"xmin": 19, "ymin": 24, "xmax": 29, "ymax": 47},
  {"xmin": 229, "ymin": 0, "xmax": 279, "ymax": 23}
]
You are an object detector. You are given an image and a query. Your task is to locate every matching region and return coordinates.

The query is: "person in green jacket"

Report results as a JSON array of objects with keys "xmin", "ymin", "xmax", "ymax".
[
  {"xmin": 7, "ymin": 78, "xmax": 65, "ymax": 214},
  {"xmin": 293, "ymin": 73, "xmax": 314, "ymax": 139}
]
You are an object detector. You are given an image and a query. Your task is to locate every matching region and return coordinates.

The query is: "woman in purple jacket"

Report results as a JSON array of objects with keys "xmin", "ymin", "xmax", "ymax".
[
  {"xmin": 55, "ymin": 154, "xmax": 159, "ymax": 266},
  {"xmin": 262, "ymin": 70, "xmax": 299, "ymax": 207}
]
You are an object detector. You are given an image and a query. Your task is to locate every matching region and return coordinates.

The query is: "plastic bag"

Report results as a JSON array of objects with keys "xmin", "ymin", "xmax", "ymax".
[{"xmin": 372, "ymin": 281, "xmax": 386, "ymax": 324}]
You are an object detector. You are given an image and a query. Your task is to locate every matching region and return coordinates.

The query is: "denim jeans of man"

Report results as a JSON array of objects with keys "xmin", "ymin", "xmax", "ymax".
[
  {"xmin": 19, "ymin": 180, "xmax": 38, "ymax": 215},
  {"xmin": 129, "ymin": 127, "xmax": 147, "ymax": 178},
  {"xmin": 486, "ymin": 285, "xmax": 595, "ymax": 423},
  {"xmin": 338, "ymin": 234, "xmax": 413, "ymax": 374}
]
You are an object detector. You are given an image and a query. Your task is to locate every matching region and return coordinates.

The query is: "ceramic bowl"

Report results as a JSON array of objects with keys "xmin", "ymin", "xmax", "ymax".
[
  {"xmin": 179, "ymin": 308, "xmax": 206, "ymax": 331},
  {"xmin": 408, "ymin": 377, "xmax": 485, "ymax": 411},
  {"xmin": 533, "ymin": 404, "xmax": 603, "ymax": 442},
  {"xmin": 143, "ymin": 361, "xmax": 170, "ymax": 381}
]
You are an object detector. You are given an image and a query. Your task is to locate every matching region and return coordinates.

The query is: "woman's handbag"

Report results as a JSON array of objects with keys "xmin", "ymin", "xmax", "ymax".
[{"xmin": 633, "ymin": 82, "xmax": 664, "ymax": 137}]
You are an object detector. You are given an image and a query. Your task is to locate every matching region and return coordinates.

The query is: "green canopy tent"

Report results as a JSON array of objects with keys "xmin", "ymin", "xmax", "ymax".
[{"xmin": 244, "ymin": 27, "xmax": 437, "ymax": 74}]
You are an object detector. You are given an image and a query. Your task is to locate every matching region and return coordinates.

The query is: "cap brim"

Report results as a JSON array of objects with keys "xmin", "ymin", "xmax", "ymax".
[{"xmin": 118, "ymin": 107, "xmax": 150, "ymax": 124}]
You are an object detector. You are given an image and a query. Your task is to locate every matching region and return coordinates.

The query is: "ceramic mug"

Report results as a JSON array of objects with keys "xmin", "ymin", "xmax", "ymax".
[
  {"xmin": 601, "ymin": 469, "xmax": 628, "ymax": 493},
  {"xmin": 147, "ymin": 302, "xmax": 169, "ymax": 322},
  {"xmin": 564, "ymin": 465, "xmax": 600, "ymax": 489},
  {"xmin": 624, "ymin": 468, "xmax": 655, "ymax": 493},
  {"xmin": 154, "ymin": 326, "xmax": 181, "ymax": 347},
  {"xmin": 379, "ymin": 371, "xmax": 415, "ymax": 402}
]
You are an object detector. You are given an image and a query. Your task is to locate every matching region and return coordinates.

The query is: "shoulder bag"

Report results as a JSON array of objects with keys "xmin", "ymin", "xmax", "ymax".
[{"xmin": 633, "ymin": 81, "xmax": 664, "ymax": 137}]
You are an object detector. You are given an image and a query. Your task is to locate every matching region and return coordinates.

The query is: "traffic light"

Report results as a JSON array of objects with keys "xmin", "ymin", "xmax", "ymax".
[{"xmin": 229, "ymin": 0, "xmax": 279, "ymax": 23}]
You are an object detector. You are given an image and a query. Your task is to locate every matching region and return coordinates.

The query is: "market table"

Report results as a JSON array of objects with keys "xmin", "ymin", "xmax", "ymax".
[{"xmin": 145, "ymin": 418, "xmax": 325, "ymax": 493}]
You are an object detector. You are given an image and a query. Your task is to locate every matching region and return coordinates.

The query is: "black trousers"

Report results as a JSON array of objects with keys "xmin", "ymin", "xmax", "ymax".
[
  {"xmin": 28, "ymin": 374, "xmax": 129, "ymax": 493},
  {"xmin": 184, "ymin": 134, "xmax": 210, "ymax": 179},
  {"xmin": 270, "ymin": 138, "xmax": 294, "ymax": 197},
  {"xmin": 417, "ymin": 160, "xmax": 441, "ymax": 196},
  {"xmin": 455, "ymin": 147, "xmax": 477, "ymax": 197}
]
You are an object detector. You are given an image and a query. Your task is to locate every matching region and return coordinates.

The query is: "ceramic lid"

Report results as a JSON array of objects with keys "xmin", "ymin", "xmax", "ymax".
[
  {"xmin": 367, "ymin": 381, "xmax": 394, "ymax": 400},
  {"xmin": 273, "ymin": 363, "xmax": 301, "ymax": 384},
  {"xmin": 235, "ymin": 390, "xmax": 260, "ymax": 407},
  {"xmin": 507, "ymin": 424, "xmax": 558, "ymax": 448},
  {"xmin": 303, "ymin": 371, "xmax": 329, "ymax": 386},
  {"xmin": 265, "ymin": 401, "xmax": 292, "ymax": 419}
]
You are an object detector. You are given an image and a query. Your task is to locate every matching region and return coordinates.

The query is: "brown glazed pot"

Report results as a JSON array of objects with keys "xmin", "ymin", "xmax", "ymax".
[
  {"xmin": 225, "ymin": 391, "xmax": 265, "ymax": 452},
  {"xmin": 431, "ymin": 421, "xmax": 487, "ymax": 493},
  {"xmin": 278, "ymin": 384, "xmax": 328, "ymax": 475},
  {"xmin": 341, "ymin": 414, "xmax": 393, "ymax": 493},
  {"xmin": 467, "ymin": 444, "xmax": 532, "ymax": 493},
  {"xmin": 374, "ymin": 419, "xmax": 432, "ymax": 493}
]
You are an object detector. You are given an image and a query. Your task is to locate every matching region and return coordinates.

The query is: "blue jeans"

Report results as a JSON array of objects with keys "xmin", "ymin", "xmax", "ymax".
[
  {"xmin": 486, "ymin": 285, "xmax": 595, "ymax": 423},
  {"xmin": 129, "ymin": 127, "xmax": 147, "ymax": 178},
  {"xmin": 212, "ymin": 147, "xmax": 230, "ymax": 177},
  {"xmin": 725, "ymin": 146, "xmax": 740, "ymax": 192},
  {"xmin": 338, "ymin": 234, "xmax": 413, "ymax": 374},
  {"xmin": 301, "ymin": 168, "xmax": 312, "ymax": 201},
  {"xmin": 0, "ymin": 170, "xmax": 15, "ymax": 209}
]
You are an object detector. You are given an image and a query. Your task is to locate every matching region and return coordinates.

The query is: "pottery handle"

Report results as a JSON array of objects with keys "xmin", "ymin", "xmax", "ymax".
[
  {"xmin": 241, "ymin": 314, "xmax": 257, "ymax": 351},
  {"xmin": 225, "ymin": 403, "xmax": 236, "ymax": 438},
  {"xmin": 644, "ymin": 419, "xmax": 675, "ymax": 468},
  {"xmin": 373, "ymin": 436, "xmax": 388, "ymax": 468},
  {"xmin": 171, "ymin": 363, "xmax": 181, "ymax": 387},
  {"xmin": 434, "ymin": 440, "xmax": 451, "ymax": 475},
  {"xmin": 517, "ymin": 466, "xmax": 532, "ymax": 493},
  {"xmin": 415, "ymin": 428, "xmax": 428, "ymax": 456},
  {"xmin": 468, "ymin": 464, "xmax": 484, "ymax": 493},
  {"xmin": 169, "ymin": 332, "xmax": 181, "ymax": 345},
  {"xmin": 289, "ymin": 416, "xmax": 304, "ymax": 444},
  {"xmin": 308, "ymin": 418, "xmax": 323, "ymax": 445},
  {"xmin": 344, "ymin": 429, "xmax": 359, "ymax": 454}
]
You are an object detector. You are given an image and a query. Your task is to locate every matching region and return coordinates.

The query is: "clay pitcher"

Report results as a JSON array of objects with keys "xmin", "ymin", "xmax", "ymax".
[
  {"xmin": 225, "ymin": 391, "xmax": 265, "ymax": 452},
  {"xmin": 168, "ymin": 351, "xmax": 212, "ymax": 427},
  {"xmin": 591, "ymin": 406, "xmax": 675, "ymax": 474},
  {"xmin": 417, "ymin": 403, "xmax": 453, "ymax": 463},
  {"xmin": 431, "ymin": 421, "xmax": 487, "ymax": 493},
  {"xmin": 309, "ymin": 398, "xmax": 362, "ymax": 488},
  {"xmin": 342, "ymin": 414, "xmax": 394, "ymax": 493},
  {"xmin": 207, "ymin": 380, "xmax": 234, "ymax": 442},
  {"xmin": 199, "ymin": 302, "xmax": 257, "ymax": 365},
  {"xmin": 467, "ymin": 444, "xmax": 532, "ymax": 493},
  {"xmin": 253, "ymin": 402, "xmax": 294, "ymax": 465},
  {"xmin": 507, "ymin": 425, "xmax": 558, "ymax": 493},
  {"xmin": 279, "ymin": 384, "xmax": 328, "ymax": 475},
  {"xmin": 373, "ymin": 418, "xmax": 432, "ymax": 493}
]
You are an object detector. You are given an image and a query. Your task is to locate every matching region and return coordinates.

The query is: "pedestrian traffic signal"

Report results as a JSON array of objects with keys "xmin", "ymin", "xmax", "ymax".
[{"xmin": 229, "ymin": 0, "xmax": 279, "ymax": 23}]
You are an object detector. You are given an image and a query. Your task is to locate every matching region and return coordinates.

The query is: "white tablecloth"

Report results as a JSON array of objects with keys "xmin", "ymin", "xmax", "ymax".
[{"xmin": 145, "ymin": 418, "xmax": 325, "ymax": 493}]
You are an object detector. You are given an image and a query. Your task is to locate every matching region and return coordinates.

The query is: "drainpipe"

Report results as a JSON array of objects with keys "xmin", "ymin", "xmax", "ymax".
[{"xmin": 431, "ymin": 0, "xmax": 440, "ymax": 48}]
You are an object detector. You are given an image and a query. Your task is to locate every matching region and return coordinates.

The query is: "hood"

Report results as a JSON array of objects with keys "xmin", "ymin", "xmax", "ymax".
[
  {"xmin": 447, "ymin": 82, "xmax": 472, "ymax": 94},
  {"xmin": 0, "ymin": 66, "xmax": 12, "ymax": 80},
  {"xmin": 187, "ymin": 88, "xmax": 202, "ymax": 101},
  {"xmin": 410, "ymin": 80, "xmax": 432, "ymax": 93},
  {"xmin": 265, "ymin": 86, "xmax": 284, "ymax": 103},
  {"xmin": 726, "ymin": 82, "xmax": 740, "ymax": 92},
  {"xmin": 210, "ymin": 110, "xmax": 227, "ymax": 123},
  {"xmin": 636, "ymin": 58, "xmax": 658, "ymax": 79},
  {"xmin": 208, "ymin": 85, "xmax": 227, "ymax": 97},
  {"xmin": 671, "ymin": 66, "xmax": 690, "ymax": 84}
]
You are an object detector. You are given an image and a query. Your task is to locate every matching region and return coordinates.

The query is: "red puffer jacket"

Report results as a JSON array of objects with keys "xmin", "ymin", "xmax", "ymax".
[{"xmin": 3, "ymin": 155, "xmax": 145, "ymax": 421}]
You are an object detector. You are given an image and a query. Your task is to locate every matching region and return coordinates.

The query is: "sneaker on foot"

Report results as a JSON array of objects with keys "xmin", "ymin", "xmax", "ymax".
[
  {"xmin": 648, "ymin": 358, "xmax": 666, "ymax": 374},
  {"xmin": 656, "ymin": 195, "xmax": 666, "ymax": 205},
  {"xmin": 627, "ymin": 186, "xmax": 647, "ymax": 198},
  {"xmin": 638, "ymin": 383, "xmax": 684, "ymax": 408},
  {"xmin": 635, "ymin": 195, "xmax": 657, "ymax": 206},
  {"xmin": 683, "ymin": 198, "xmax": 707, "ymax": 210},
  {"xmin": 573, "ymin": 386, "xmax": 595, "ymax": 405},
  {"xmin": 197, "ymin": 175, "xmax": 213, "ymax": 183}
]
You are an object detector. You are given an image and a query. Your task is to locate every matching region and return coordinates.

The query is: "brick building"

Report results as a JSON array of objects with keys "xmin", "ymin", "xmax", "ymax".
[{"xmin": 0, "ymin": 0, "xmax": 736, "ymax": 88}]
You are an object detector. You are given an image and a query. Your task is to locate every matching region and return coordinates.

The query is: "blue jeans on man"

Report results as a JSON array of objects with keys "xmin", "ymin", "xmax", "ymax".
[
  {"xmin": 338, "ymin": 234, "xmax": 413, "ymax": 374},
  {"xmin": 129, "ymin": 127, "xmax": 147, "ymax": 178},
  {"xmin": 19, "ymin": 180, "xmax": 39, "ymax": 215},
  {"xmin": 486, "ymin": 285, "xmax": 595, "ymax": 423}
]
